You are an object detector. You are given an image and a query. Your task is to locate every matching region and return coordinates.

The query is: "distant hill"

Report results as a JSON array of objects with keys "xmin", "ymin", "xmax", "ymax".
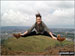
[
  {"xmin": 2, "ymin": 35, "xmax": 74, "ymax": 54},
  {"xmin": 1, "ymin": 26, "xmax": 74, "ymax": 39},
  {"xmin": 1, "ymin": 26, "xmax": 74, "ymax": 33}
]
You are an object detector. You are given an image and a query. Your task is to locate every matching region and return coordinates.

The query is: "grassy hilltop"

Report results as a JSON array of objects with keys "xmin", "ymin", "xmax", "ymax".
[{"xmin": 1, "ymin": 35, "xmax": 74, "ymax": 55}]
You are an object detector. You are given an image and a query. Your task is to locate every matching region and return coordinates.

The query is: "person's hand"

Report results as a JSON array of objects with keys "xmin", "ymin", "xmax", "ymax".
[
  {"xmin": 52, "ymin": 37, "xmax": 57, "ymax": 40},
  {"xmin": 18, "ymin": 32, "xmax": 24, "ymax": 36}
]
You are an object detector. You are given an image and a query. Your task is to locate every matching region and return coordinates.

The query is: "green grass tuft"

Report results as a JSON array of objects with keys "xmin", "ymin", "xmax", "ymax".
[{"xmin": 3, "ymin": 35, "xmax": 74, "ymax": 52}]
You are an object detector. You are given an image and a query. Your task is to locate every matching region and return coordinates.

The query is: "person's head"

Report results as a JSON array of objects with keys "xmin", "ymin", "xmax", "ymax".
[{"xmin": 36, "ymin": 13, "xmax": 42, "ymax": 25}]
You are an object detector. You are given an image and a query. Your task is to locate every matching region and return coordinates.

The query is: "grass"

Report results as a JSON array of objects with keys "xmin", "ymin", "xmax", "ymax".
[{"xmin": 3, "ymin": 35, "xmax": 74, "ymax": 52}]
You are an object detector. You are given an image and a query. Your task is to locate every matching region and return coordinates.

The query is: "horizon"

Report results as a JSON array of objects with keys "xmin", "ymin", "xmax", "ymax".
[{"xmin": 1, "ymin": 25, "xmax": 74, "ymax": 29}]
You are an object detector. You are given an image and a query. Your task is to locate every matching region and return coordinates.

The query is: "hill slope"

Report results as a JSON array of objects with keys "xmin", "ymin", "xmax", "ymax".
[{"xmin": 3, "ymin": 35, "xmax": 73, "ymax": 53}]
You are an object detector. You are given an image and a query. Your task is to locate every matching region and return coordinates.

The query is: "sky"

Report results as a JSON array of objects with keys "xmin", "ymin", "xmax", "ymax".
[{"xmin": 1, "ymin": 1, "xmax": 74, "ymax": 28}]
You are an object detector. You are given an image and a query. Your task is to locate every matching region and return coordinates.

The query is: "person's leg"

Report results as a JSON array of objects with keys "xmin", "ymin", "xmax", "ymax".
[
  {"xmin": 43, "ymin": 31, "xmax": 57, "ymax": 37},
  {"xmin": 21, "ymin": 31, "xmax": 36, "ymax": 37},
  {"xmin": 53, "ymin": 33, "xmax": 57, "ymax": 37}
]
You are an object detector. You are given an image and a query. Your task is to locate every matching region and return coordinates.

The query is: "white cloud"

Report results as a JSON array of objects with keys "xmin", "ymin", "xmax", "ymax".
[
  {"xmin": 1, "ymin": 1, "xmax": 74, "ymax": 28},
  {"xmin": 53, "ymin": 8, "xmax": 74, "ymax": 16},
  {"xmin": 1, "ymin": 9, "xmax": 35, "ymax": 26}
]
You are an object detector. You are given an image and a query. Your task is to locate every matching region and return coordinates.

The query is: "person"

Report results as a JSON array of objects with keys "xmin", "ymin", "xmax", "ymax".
[{"xmin": 13, "ymin": 13, "xmax": 65, "ymax": 41}]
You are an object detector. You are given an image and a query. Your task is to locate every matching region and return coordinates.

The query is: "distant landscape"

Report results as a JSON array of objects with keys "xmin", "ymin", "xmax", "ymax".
[{"xmin": 1, "ymin": 26, "xmax": 74, "ymax": 43}]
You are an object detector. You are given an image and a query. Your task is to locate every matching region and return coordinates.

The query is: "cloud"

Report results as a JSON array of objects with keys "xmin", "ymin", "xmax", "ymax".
[
  {"xmin": 53, "ymin": 8, "xmax": 74, "ymax": 16},
  {"xmin": 1, "ymin": 9, "xmax": 35, "ymax": 26},
  {"xmin": 57, "ymin": 1, "xmax": 74, "ymax": 8},
  {"xmin": 1, "ymin": 1, "xmax": 74, "ymax": 28}
]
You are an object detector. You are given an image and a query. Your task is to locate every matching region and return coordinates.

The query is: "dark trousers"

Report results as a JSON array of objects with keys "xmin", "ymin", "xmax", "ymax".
[{"xmin": 21, "ymin": 31, "xmax": 57, "ymax": 37}]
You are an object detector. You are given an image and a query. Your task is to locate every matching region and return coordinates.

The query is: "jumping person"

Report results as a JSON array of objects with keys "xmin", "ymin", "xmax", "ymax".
[{"xmin": 13, "ymin": 13, "xmax": 65, "ymax": 41}]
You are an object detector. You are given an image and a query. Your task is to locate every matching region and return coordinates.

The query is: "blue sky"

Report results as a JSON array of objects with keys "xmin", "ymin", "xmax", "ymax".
[{"xmin": 1, "ymin": 1, "xmax": 74, "ymax": 28}]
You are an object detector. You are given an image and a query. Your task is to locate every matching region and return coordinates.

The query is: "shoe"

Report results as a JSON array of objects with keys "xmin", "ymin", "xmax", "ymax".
[
  {"xmin": 13, "ymin": 33, "xmax": 21, "ymax": 39},
  {"xmin": 57, "ymin": 34, "xmax": 65, "ymax": 42}
]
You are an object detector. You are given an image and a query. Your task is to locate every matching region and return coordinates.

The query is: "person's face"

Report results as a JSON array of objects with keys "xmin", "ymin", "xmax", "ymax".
[{"xmin": 36, "ymin": 17, "xmax": 42, "ymax": 25}]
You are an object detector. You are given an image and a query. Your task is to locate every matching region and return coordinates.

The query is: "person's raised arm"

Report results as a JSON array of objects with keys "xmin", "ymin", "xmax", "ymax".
[
  {"xmin": 42, "ymin": 22, "xmax": 57, "ymax": 40},
  {"xmin": 42, "ymin": 22, "xmax": 50, "ymax": 33}
]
